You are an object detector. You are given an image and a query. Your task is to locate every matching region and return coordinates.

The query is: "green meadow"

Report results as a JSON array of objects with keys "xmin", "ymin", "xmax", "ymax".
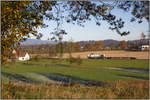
[
  {"xmin": 2, "ymin": 59, "xmax": 149, "ymax": 83},
  {"xmin": 2, "ymin": 59, "xmax": 149, "ymax": 99}
]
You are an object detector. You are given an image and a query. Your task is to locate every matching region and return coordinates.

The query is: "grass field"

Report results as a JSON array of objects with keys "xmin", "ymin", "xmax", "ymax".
[{"xmin": 2, "ymin": 58, "xmax": 149, "ymax": 99}]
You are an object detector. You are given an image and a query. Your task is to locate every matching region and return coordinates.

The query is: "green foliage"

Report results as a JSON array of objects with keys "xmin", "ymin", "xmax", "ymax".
[
  {"xmin": 66, "ymin": 56, "xmax": 82, "ymax": 65},
  {"xmin": 32, "ymin": 55, "xmax": 39, "ymax": 62},
  {"xmin": 67, "ymin": 56, "xmax": 76, "ymax": 65},
  {"xmin": 1, "ymin": 1, "xmax": 56, "ymax": 63},
  {"xmin": 76, "ymin": 56, "xmax": 83, "ymax": 65}
]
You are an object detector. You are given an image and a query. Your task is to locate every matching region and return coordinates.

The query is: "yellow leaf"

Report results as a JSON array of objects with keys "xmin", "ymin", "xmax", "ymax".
[{"xmin": 40, "ymin": 25, "xmax": 43, "ymax": 28}]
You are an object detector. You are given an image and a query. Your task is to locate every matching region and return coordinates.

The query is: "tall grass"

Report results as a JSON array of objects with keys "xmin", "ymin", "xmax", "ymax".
[{"xmin": 2, "ymin": 81, "xmax": 149, "ymax": 99}]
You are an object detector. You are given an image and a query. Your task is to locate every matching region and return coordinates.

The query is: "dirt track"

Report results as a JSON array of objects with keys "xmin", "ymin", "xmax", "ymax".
[
  {"xmin": 31, "ymin": 50, "xmax": 149, "ymax": 59},
  {"xmin": 61, "ymin": 50, "xmax": 149, "ymax": 59}
]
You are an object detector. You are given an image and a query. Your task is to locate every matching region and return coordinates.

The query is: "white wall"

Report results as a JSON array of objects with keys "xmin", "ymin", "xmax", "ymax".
[{"xmin": 18, "ymin": 53, "xmax": 30, "ymax": 61}]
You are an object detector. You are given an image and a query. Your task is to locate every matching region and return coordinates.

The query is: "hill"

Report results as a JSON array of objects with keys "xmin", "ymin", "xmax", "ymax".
[
  {"xmin": 20, "ymin": 39, "xmax": 57, "ymax": 45},
  {"xmin": 21, "ymin": 39, "xmax": 149, "ymax": 46}
]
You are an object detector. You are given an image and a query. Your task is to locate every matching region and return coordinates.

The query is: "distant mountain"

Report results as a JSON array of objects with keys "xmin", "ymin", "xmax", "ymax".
[
  {"xmin": 127, "ymin": 39, "xmax": 149, "ymax": 45},
  {"xmin": 103, "ymin": 39, "xmax": 120, "ymax": 47},
  {"xmin": 78, "ymin": 39, "xmax": 149, "ymax": 47},
  {"xmin": 79, "ymin": 39, "xmax": 120, "ymax": 47},
  {"xmin": 20, "ymin": 39, "xmax": 57, "ymax": 45}
]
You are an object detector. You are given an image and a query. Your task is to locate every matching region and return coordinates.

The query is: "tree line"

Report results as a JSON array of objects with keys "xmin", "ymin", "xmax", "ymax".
[{"xmin": 18, "ymin": 39, "xmax": 148, "ymax": 58}]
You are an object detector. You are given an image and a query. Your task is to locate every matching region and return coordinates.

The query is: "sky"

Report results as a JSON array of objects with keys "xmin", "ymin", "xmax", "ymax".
[{"xmin": 33, "ymin": 3, "xmax": 149, "ymax": 42}]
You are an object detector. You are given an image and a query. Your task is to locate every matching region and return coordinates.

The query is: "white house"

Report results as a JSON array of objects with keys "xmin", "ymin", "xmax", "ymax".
[
  {"xmin": 18, "ymin": 52, "xmax": 30, "ymax": 61},
  {"xmin": 140, "ymin": 45, "xmax": 149, "ymax": 51}
]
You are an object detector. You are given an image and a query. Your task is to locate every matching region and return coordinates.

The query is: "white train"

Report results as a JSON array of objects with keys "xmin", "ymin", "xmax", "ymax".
[{"xmin": 87, "ymin": 53, "xmax": 105, "ymax": 59}]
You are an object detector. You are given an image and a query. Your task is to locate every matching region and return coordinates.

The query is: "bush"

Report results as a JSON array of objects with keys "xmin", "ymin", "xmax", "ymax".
[
  {"xmin": 32, "ymin": 55, "xmax": 40, "ymax": 61},
  {"xmin": 67, "ymin": 56, "xmax": 82, "ymax": 65},
  {"xmin": 51, "ymin": 58, "xmax": 63, "ymax": 64},
  {"xmin": 76, "ymin": 56, "xmax": 82, "ymax": 65}
]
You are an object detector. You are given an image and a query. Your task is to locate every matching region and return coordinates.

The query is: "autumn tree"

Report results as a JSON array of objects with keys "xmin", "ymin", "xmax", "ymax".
[
  {"xmin": 120, "ymin": 40, "xmax": 128, "ymax": 50},
  {"xmin": 141, "ymin": 32, "xmax": 146, "ymax": 40},
  {"xmin": 86, "ymin": 42, "xmax": 94, "ymax": 51},
  {"xmin": 139, "ymin": 32, "xmax": 147, "ymax": 45},
  {"xmin": 1, "ymin": 1, "xmax": 56, "ymax": 62},
  {"xmin": 95, "ymin": 41, "xmax": 104, "ymax": 50},
  {"xmin": 2, "ymin": 1, "xmax": 149, "ymax": 63},
  {"xmin": 56, "ymin": 42, "xmax": 64, "ymax": 57},
  {"xmin": 67, "ymin": 38, "xmax": 74, "ymax": 57},
  {"xmin": 62, "ymin": 42, "xmax": 68, "ymax": 53},
  {"xmin": 74, "ymin": 42, "xmax": 81, "ymax": 52}
]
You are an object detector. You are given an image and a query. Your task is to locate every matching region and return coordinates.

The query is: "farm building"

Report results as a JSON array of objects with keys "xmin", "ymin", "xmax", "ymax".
[
  {"xmin": 11, "ymin": 50, "xmax": 30, "ymax": 61},
  {"xmin": 18, "ymin": 52, "xmax": 30, "ymax": 61}
]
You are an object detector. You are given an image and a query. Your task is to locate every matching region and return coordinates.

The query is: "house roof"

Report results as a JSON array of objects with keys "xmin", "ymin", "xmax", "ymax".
[
  {"xmin": 10, "ymin": 52, "xmax": 29, "ymax": 59},
  {"xmin": 17, "ymin": 52, "xmax": 28, "ymax": 57}
]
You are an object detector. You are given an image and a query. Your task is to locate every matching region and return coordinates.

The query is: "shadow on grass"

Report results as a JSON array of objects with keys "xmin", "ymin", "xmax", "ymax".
[
  {"xmin": 2, "ymin": 72, "xmax": 107, "ymax": 86},
  {"xmin": 116, "ymin": 74, "xmax": 149, "ymax": 80},
  {"xmin": 44, "ymin": 64, "xmax": 69, "ymax": 67},
  {"xmin": 21, "ymin": 63, "xmax": 41, "ymax": 66},
  {"xmin": 39, "ymin": 73, "xmax": 107, "ymax": 86},
  {"xmin": 1, "ymin": 72, "xmax": 41, "ymax": 84},
  {"xmin": 21, "ymin": 63, "xmax": 69, "ymax": 67},
  {"xmin": 119, "ymin": 68, "xmax": 149, "ymax": 74}
]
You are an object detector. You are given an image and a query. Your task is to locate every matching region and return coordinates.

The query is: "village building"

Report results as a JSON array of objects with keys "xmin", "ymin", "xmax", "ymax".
[
  {"xmin": 18, "ymin": 52, "xmax": 30, "ymax": 61},
  {"xmin": 12, "ymin": 50, "xmax": 30, "ymax": 61}
]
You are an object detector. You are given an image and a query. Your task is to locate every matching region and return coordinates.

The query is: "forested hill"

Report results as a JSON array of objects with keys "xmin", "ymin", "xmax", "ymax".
[{"xmin": 21, "ymin": 39, "xmax": 149, "ymax": 46}]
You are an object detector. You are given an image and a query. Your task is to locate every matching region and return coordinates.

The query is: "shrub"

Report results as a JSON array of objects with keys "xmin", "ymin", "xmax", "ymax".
[
  {"xmin": 67, "ymin": 56, "xmax": 82, "ymax": 65},
  {"xmin": 32, "ymin": 55, "xmax": 40, "ymax": 61},
  {"xmin": 76, "ymin": 56, "xmax": 82, "ymax": 65}
]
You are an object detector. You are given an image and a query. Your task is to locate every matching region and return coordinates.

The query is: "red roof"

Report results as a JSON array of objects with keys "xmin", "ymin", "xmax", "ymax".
[{"xmin": 17, "ymin": 52, "xmax": 27, "ymax": 57}]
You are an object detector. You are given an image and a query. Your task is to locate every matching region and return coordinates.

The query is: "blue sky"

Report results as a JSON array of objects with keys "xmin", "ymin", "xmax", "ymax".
[{"xmin": 34, "ymin": 4, "xmax": 149, "ymax": 42}]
